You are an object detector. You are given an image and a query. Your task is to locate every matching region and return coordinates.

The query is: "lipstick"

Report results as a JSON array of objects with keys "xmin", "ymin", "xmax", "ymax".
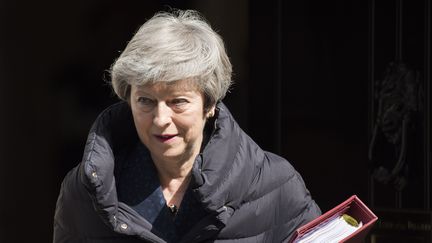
[{"xmin": 154, "ymin": 134, "xmax": 177, "ymax": 142}]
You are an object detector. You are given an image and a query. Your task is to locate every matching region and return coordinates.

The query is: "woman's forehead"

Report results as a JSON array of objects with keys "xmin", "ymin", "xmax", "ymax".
[{"xmin": 135, "ymin": 79, "xmax": 201, "ymax": 93}]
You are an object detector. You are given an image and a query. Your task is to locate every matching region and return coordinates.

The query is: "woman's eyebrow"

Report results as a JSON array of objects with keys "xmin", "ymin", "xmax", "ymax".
[{"xmin": 133, "ymin": 89, "xmax": 153, "ymax": 96}]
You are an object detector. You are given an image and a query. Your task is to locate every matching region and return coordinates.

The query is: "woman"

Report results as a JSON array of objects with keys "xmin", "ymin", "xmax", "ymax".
[{"xmin": 53, "ymin": 10, "xmax": 321, "ymax": 243}]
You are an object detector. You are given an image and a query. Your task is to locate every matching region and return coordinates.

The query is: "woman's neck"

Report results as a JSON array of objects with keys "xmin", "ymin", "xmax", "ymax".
[
  {"xmin": 151, "ymin": 154, "xmax": 196, "ymax": 208},
  {"xmin": 151, "ymin": 153, "xmax": 195, "ymax": 180}
]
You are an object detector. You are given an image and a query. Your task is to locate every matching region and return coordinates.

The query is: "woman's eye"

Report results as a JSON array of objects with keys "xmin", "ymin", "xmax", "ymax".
[
  {"xmin": 170, "ymin": 98, "xmax": 188, "ymax": 106},
  {"xmin": 137, "ymin": 97, "xmax": 155, "ymax": 107}
]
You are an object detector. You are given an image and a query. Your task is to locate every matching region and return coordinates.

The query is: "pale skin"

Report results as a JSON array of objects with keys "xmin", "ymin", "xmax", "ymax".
[{"xmin": 130, "ymin": 79, "xmax": 215, "ymax": 209}]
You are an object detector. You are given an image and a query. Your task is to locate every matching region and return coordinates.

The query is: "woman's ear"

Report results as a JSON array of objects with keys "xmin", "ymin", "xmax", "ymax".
[{"xmin": 206, "ymin": 106, "xmax": 216, "ymax": 118}]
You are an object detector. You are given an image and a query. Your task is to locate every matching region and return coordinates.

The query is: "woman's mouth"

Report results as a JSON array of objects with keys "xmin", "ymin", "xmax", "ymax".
[{"xmin": 154, "ymin": 134, "xmax": 177, "ymax": 143}]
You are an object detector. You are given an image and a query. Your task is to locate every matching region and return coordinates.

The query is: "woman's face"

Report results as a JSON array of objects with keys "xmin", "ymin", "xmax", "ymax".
[{"xmin": 130, "ymin": 79, "xmax": 211, "ymax": 164}]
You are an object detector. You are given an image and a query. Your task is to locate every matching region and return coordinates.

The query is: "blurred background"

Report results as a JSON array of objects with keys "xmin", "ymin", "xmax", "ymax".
[{"xmin": 0, "ymin": 0, "xmax": 430, "ymax": 242}]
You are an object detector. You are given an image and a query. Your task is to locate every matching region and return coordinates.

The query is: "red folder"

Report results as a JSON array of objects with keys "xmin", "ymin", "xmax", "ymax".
[{"xmin": 289, "ymin": 195, "xmax": 378, "ymax": 243}]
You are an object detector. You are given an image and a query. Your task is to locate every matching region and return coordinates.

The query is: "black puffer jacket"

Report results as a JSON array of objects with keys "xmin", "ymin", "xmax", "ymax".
[{"xmin": 53, "ymin": 102, "xmax": 321, "ymax": 243}]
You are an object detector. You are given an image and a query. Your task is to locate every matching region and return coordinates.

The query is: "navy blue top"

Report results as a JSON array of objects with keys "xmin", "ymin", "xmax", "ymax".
[{"xmin": 115, "ymin": 142, "xmax": 207, "ymax": 242}]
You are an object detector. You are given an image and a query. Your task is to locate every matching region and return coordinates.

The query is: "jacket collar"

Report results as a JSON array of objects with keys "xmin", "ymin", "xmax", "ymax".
[{"xmin": 80, "ymin": 101, "xmax": 249, "ymax": 238}]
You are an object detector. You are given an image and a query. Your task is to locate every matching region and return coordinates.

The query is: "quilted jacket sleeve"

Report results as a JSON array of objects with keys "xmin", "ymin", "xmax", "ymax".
[
  {"xmin": 53, "ymin": 163, "xmax": 118, "ymax": 243},
  {"xmin": 53, "ymin": 165, "xmax": 85, "ymax": 243}
]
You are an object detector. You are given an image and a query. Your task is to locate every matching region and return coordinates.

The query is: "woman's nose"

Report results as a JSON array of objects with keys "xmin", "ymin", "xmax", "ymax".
[{"xmin": 153, "ymin": 102, "xmax": 172, "ymax": 127}]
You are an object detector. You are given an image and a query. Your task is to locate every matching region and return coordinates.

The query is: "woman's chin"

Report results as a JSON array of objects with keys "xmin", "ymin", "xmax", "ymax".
[{"xmin": 150, "ymin": 147, "xmax": 183, "ymax": 161}]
